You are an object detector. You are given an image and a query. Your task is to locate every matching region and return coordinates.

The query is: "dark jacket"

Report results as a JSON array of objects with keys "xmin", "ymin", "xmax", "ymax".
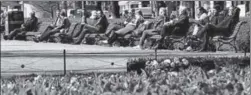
[
  {"xmin": 95, "ymin": 15, "xmax": 109, "ymax": 33},
  {"xmin": 209, "ymin": 14, "xmax": 220, "ymax": 25},
  {"xmin": 171, "ymin": 13, "xmax": 189, "ymax": 35},
  {"xmin": 57, "ymin": 17, "xmax": 71, "ymax": 30},
  {"xmin": 216, "ymin": 7, "xmax": 240, "ymax": 36},
  {"xmin": 23, "ymin": 16, "xmax": 38, "ymax": 31},
  {"xmin": 152, "ymin": 15, "xmax": 168, "ymax": 31}
]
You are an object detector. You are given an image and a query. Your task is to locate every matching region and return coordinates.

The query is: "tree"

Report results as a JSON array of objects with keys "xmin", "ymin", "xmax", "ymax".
[
  {"xmin": 110, "ymin": 1, "xmax": 120, "ymax": 18},
  {"xmin": 30, "ymin": 1, "xmax": 60, "ymax": 18},
  {"xmin": 236, "ymin": 22, "xmax": 250, "ymax": 56}
]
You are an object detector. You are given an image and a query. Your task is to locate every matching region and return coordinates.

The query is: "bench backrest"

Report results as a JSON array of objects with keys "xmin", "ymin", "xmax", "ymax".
[{"xmin": 228, "ymin": 21, "xmax": 247, "ymax": 39}]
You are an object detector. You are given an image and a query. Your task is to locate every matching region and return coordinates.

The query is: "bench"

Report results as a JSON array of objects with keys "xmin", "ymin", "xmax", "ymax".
[
  {"xmin": 14, "ymin": 22, "xmax": 42, "ymax": 40},
  {"xmin": 212, "ymin": 21, "xmax": 247, "ymax": 53}
]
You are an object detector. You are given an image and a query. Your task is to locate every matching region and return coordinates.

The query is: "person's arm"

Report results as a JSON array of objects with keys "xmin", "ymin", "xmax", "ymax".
[
  {"xmin": 84, "ymin": 24, "xmax": 99, "ymax": 32},
  {"xmin": 172, "ymin": 15, "xmax": 188, "ymax": 26},
  {"xmin": 155, "ymin": 18, "xmax": 165, "ymax": 31},
  {"xmin": 55, "ymin": 18, "xmax": 67, "ymax": 30}
]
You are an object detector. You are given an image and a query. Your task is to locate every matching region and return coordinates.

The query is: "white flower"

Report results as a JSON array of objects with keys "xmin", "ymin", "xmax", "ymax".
[
  {"xmin": 181, "ymin": 58, "xmax": 189, "ymax": 66},
  {"xmin": 70, "ymin": 77, "xmax": 77, "ymax": 84},
  {"xmin": 163, "ymin": 59, "xmax": 171, "ymax": 64},
  {"xmin": 151, "ymin": 60, "xmax": 158, "ymax": 66}
]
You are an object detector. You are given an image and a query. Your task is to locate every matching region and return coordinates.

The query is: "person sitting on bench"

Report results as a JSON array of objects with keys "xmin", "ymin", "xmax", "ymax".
[
  {"xmin": 72, "ymin": 10, "xmax": 107, "ymax": 44},
  {"xmin": 33, "ymin": 11, "xmax": 71, "ymax": 42},
  {"xmin": 186, "ymin": 5, "xmax": 222, "ymax": 51},
  {"xmin": 133, "ymin": 7, "xmax": 168, "ymax": 49},
  {"xmin": 155, "ymin": 7, "xmax": 190, "ymax": 49},
  {"xmin": 194, "ymin": 6, "xmax": 240, "ymax": 52},
  {"xmin": 103, "ymin": 10, "xmax": 145, "ymax": 46},
  {"xmin": 4, "ymin": 11, "xmax": 38, "ymax": 40}
]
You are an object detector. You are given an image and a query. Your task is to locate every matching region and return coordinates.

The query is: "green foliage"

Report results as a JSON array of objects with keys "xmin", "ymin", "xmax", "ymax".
[{"xmin": 236, "ymin": 21, "xmax": 250, "ymax": 54}]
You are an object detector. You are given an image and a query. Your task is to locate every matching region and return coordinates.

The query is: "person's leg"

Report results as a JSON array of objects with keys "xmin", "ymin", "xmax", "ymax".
[
  {"xmin": 196, "ymin": 24, "xmax": 216, "ymax": 51},
  {"xmin": 73, "ymin": 29, "xmax": 88, "ymax": 44},
  {"xmin": 107, "ymin": 31, "xmax": 118, "ymax": 45},
  {"xmin": 155, "ymin": 25, "xmax": 173, "ymax": 48},
  {"xmin": 8, "ymin": 28, "xmax": 22, "ymax": 40},
  {"xmin": 139, "ymin": 29, "xmax": 158, "ymax": 47},
  {"xmin": 105, "ymin": 23, "xmax": 123, "ymax": 36},
  {"xmin": 39, "ymin": 28, "xmax": 60, "ymax": 41},
  {"xmin": 115, "ymin": 25, "xmax": 135, "ymax": 36}
]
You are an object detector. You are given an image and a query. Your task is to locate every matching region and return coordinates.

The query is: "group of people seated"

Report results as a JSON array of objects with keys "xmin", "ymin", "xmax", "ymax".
[{"xmin": 3, "ymin": 4, "xmax": 240, "ymax": 52}]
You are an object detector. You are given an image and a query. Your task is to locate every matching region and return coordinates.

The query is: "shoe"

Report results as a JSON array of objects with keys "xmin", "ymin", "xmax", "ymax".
[
  {"xmin": 33, "ymin": 37, "xmax": 39, "ymax": 43},
  {"xmin": 185, "ymin": 46, "xmax": 192, "ymax": 52},
  {"xmin": 133, "ymin": 45, "xmax": 142, "ymax": 49},
  {"xmin": 3, "ymin": 35, "xmax": 8, "ymax": 40},
  {"xmin": 101, "ymin": 40, "xmax": 108, "ymax": 44}
]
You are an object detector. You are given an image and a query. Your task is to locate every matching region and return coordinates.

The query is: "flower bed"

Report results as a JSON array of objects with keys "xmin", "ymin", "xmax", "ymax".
[{"xmin": 1, "ymin": 56, "xmax": 250, "ymax": 95}]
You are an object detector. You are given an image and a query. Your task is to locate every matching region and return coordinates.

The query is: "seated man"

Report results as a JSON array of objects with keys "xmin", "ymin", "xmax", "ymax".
[
  {"xmin": 134, "ymin": 7, "xmax": 168, "ymax": 49},
  {"xmin": 104, "ymin": 10, "xmax": 145, "ymax": 46},
  {"xmin": 33, "ymin": 11, "xmax": 71, "ymax": 42},
  {"xmin": 104, "ymin": 9, "xmax": 137, "ymax": 39},
  {"xmin": 4, "ymin": 11, "xmax": 38, "ymax": 40},
  {"xmin": 194, "ymin": 6, "xmax": 240, "ymax": 51},
  {"xmin": 155, "ymin": 7, "xmax": 190, "ymax": 49},
  {"xmin": 72, "ymin": 10, "xmax": 107, "ymax": 44}
]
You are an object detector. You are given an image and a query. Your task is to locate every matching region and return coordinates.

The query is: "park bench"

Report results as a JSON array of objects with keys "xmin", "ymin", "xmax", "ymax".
[
  {"xmin": 212, "ymin": 21, "xmax": 248, "ymax": 53},
  {"xmin": 48, "ymin": 23, "xmax": 78, "ymax": 43}
]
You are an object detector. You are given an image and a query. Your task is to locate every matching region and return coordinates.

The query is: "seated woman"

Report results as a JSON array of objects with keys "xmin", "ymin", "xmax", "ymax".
[
  {"xmin": 33, "ymin": 11, "xmax": 71, "ymax": 42},
  {"xmin": 155, "ymin": 7, "xmax": 190, "ymax": 49},
  {"xmin": 191, "ymin": 7, "xmax": 209, "ymax": 36},
  {"xmin": 72, "ymin": 10, "xmax": 108, "ymax": 44},
  {"xmin": 133, "ymin": 7, "xmax": 168, "ymax": 49},
  {"xmin": 103, "ymin": 10, "xmax": 145, "ymax": 46},
  {"xmin": 194, "ymin": 6, "xmax": 240, "ymax": 52},
  {"xmin": 185, "ymin": 7, "xmax": 209, "ymax": 50}
]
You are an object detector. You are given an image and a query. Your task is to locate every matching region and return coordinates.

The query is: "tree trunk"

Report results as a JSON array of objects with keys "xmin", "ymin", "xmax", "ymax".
[
  {"xmin": 82, "ymin": 1, "xmax": 86, "ymax": 23},
  {"xmin": 62, "ymin": 1, "xmax": 68, "ymax": 16},
  {"xmin": 96, "ymin": 1, "xmax": 102, "ymax": 11},
  {"xmin": 111, "ymin": 1, "xmax": 120, "ymax": 18},
  {"xmin": 51, "ymin": 6, "xmax": 54, "ymax": 18}
]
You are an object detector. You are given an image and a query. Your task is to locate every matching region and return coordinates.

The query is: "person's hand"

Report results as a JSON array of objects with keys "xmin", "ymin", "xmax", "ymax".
[
  {"xmin": 21, "ymin": 24, "xmax": 25, "ymax": 28},
  {"xmin": 164, "ymin": 21, "xmax": 173, "ymax": 25}
]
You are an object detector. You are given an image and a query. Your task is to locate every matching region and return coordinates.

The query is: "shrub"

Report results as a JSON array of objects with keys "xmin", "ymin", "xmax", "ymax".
[{"xmin": 236, "ymin": 20, "xmax": 250, "ymax": 55}]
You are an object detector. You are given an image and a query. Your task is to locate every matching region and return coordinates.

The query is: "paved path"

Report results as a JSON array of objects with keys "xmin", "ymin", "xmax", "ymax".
[{"xmin": 1, "ymin": 40, "xmax": 249, "ymax": 76}]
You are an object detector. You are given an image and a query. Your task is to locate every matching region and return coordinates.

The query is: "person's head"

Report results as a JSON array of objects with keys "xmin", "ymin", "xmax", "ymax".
[
  {"xmin": 96, "ymin": 10, "xmax": 102, "ymax": 18},
  {"xmin": 90, "ymin": 10, "xmax": 97, "ymax": 19},
  {"xmin": 179, "ymin": 7, "xmax": 188, "ymax": 16},
  {"xmin": 159, "ymin": 7, "xmax": 166, "ymax": 16},
  {"xmin": 30, "ymin": 11, "xmax": 35, "ymax": 17},
  {"xmin": 228, "ymin": 6, "xmax": 234, "ymax": 16},
  {"xmin": 135, "ymin": 10, "xmax": 143, "ymax": 19},
  {"xmin": 198, "ymin": 7, "xmax": 207, "ymax": 15},
  {"xmin": 60, "ymin": 11, "xmax": 67, "ymax": 18},
  {"xmin": 203, "ymin": 2, "xmax": 210, "ymax": 11},
  {"xmin": 212, "ymin": 4, "xmax": 221, "ymax": 16}
]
